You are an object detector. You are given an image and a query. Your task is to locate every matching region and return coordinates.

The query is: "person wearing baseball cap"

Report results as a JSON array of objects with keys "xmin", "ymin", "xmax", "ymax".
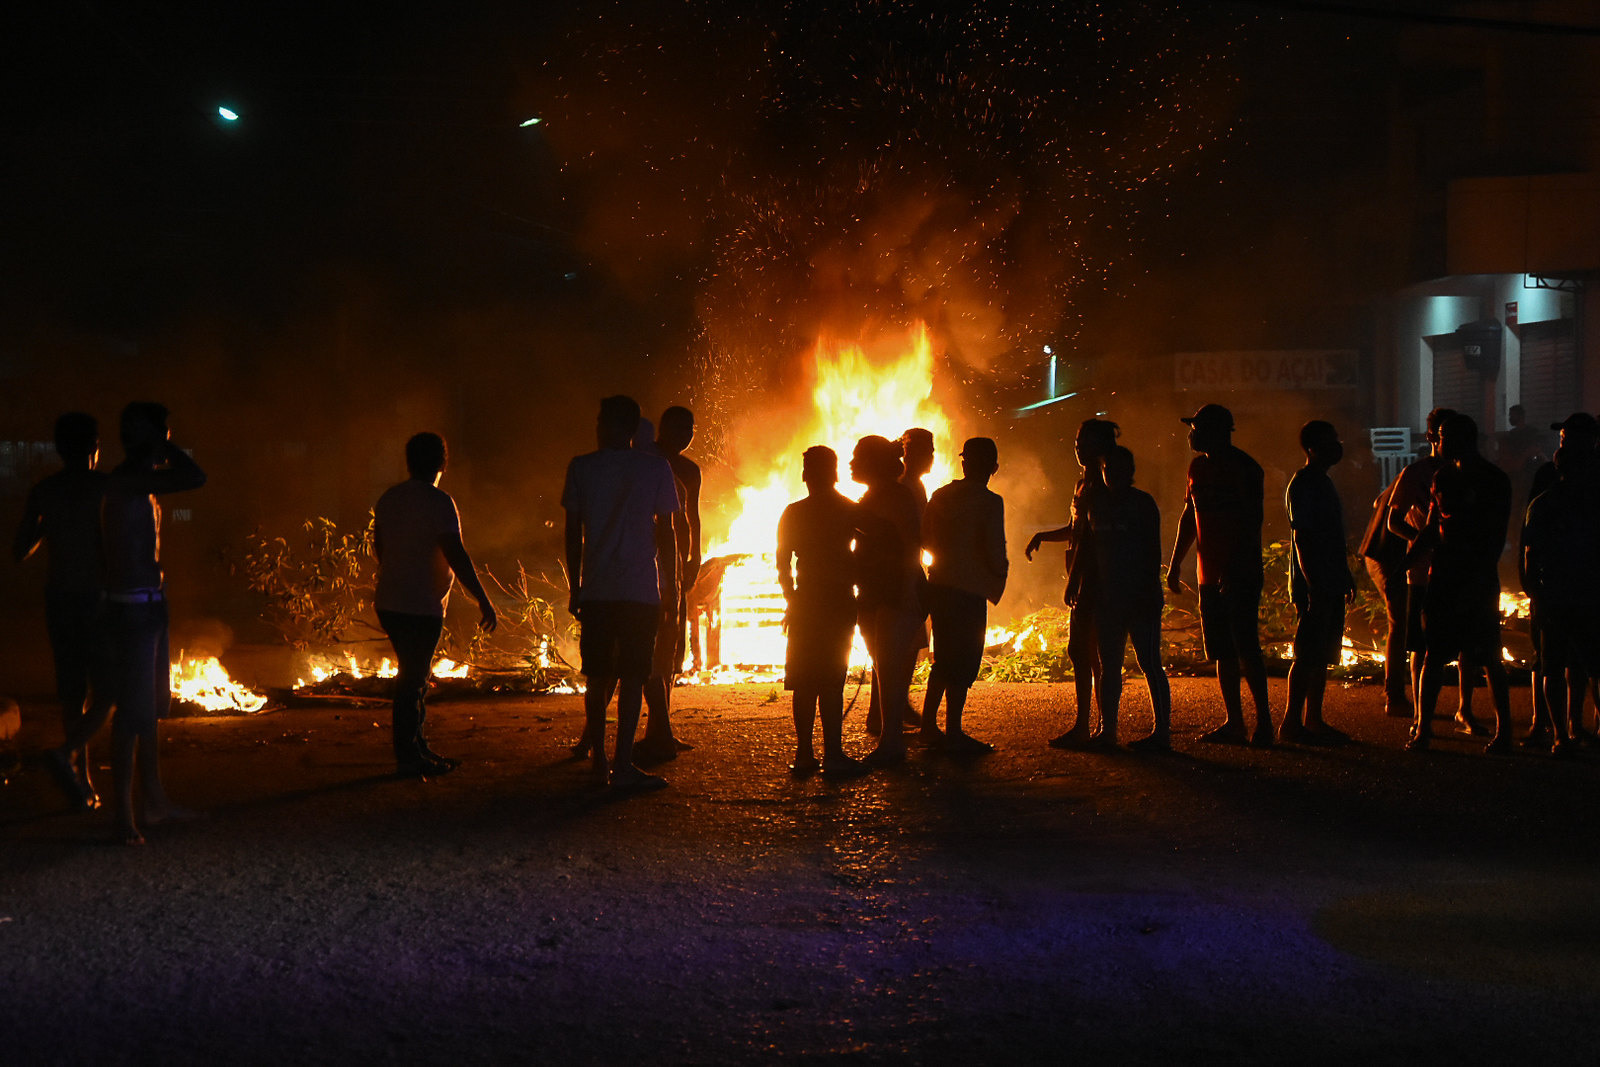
[
  {"xmin": 920, "ymin": 437, "xmax": 1008, "ymax": 753},
  {"xmin": 1167, "ymin": 403, "xmax": 1274, "ymax": 746}
]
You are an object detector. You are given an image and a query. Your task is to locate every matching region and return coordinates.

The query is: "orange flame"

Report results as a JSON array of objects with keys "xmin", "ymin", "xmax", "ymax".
[
  {"xmin": 704, "ymin": 324, "xmax": 956, "ymax": 671},
  {"xmin": 169, "ymin": 655, "xmax": 268, "ymax": 714}
]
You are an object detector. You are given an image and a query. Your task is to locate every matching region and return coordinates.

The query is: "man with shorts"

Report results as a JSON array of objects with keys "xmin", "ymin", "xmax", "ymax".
[
  {"xmin": 635, "ymin": 406, "xmax": 702, "ymax": 763},
  {"xmin": 1520, "ymin": 412, "xmax": 1599, "ymax": 745},
  {"xmin": 1167, "ymin": 403, "xmax": 1272, "ymax": 746},
  {"xmin": 921, "ymin": 437, "xmax": 1008, "ymax": 753},
  {"xmin": 1521, "ymin": 444, "xmax": 1599, "ymax": 754},
  {"xmin": 1386, "ymin": 408, "xmax": 1468, "ymax": 729},
  {"xmin": 15, "ymin": 412, "xmax": 113, "ymax": 810},
  {"xmin": 563, "ymin": 395, "xmax": 682, "ymax": 790},
  {"xmin": 777, "ymin": 446, "xmax": 865, "ymax": 777},
  {"xmin": 1408, "ymin": 414, "xmax": 1514, "ymax": 753},
  {"xmin": 101, "ymin": 403, "xmax": 207, "ymax": 844},
  {"xmin": 1279, "ymin": 421, "xmax": 1356, "ymax": 744}
]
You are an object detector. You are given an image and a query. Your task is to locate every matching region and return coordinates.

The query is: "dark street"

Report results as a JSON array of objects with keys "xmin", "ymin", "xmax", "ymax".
[{"xmin": 4, "ymin": 678, "xmax": 1599, "ymax": 1064}]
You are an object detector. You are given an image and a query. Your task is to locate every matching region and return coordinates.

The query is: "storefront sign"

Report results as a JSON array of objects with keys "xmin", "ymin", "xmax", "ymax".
[{"xmin": 1174, "ymin": 350, "xmax": 1359, "ymax": 391}]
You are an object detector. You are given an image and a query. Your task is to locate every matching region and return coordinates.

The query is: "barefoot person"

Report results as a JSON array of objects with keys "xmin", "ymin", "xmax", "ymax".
[
  {"xmin": 1026, "ymin": 419, "xmax": 1119, "ymax": 748},
  {"xmin": 921, "ymin": 437, "xmax": 1008, "ymax": 753},
  {"xmin": 1521, "ymin": 444, "xmax": 1599, "ymax": 755},
  {"xmin": 636, "ymin": 406, "xmax": 702, "ymax": 764},
  {"xmin": 1167, "ymin": 404, "xmax": 1273, "ymax": 746},
  {"xmin": 866, "ymin": 427, "xmax": 936, "ymax": 737},
  {"xmin": 100, "ymin": 403, "xmax": 206, "ymax": 844},
  {"xmin": 373, "ymin": 432, "xmax": 498, "ymax": 778},
  {"xmin": 14, "ymin": 412, "xmax": 113, "ymax": 810},
  {"xmin": 851, "ymin": 435, "xmax": 923, "ymax": 766},
  {"xmin": 778, "ymin": 446, "xmax": 865, "ymax": 777},
  {"xmin": 563, "ymin": 395, "xmax": 683, "ymax": 790},
  {"xmin": 1083, "ymin": 446, "xmax": 1171, "ymax": 750},
  {"xmin": 1279, "ymin": 421, "xmax": 1356, "ymax": 745},
  {"xmin": 1407, "ymin": 414, "xmax": 1515, "ymax": 754}
]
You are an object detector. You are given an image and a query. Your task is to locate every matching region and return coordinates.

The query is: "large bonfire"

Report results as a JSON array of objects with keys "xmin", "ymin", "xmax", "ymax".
[{"xmin": 699, "ymin": 324, "xmax": 956, "ymax": 675}]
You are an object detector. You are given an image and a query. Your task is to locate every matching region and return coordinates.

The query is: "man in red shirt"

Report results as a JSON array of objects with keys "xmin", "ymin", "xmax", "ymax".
[{"xmin": 1167, "ymin": 404, "xmax": 1272, "ymax": 746}]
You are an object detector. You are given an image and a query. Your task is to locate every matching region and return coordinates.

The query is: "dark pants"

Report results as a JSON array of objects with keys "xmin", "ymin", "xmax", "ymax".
[
  {"xmin": 379, "ymin": 610, "xmax": 444, "ymax": 764},
  {"xmin": 107, "ymin": 598, "xmax": 170, "ymax": 740},
  {"xmin": 47, "ymin": 587, "xmax": 115, "ymax": 748}
]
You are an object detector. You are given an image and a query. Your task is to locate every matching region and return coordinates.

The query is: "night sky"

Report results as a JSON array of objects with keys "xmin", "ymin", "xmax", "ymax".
[{"xmin": 2, "ymin": 0, "xmax": 1592, "ymax": 620}]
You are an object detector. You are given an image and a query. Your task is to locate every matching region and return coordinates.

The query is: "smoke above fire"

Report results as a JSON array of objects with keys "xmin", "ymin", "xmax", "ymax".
[{"xmin": 523, "ymin": 0, "xmax": 1246, "ymax": 435}]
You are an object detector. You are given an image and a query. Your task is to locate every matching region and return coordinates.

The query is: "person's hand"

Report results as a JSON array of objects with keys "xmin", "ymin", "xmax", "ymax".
[
  {"xmin": 1025, "ymin": 534, "xmax": 1042, "ymax": 561},
  {"xmin": 1166, "ymin": 566, "xmax": 1184, "ymax": 596},
  {"xmin": 479, "ymin": 601, "xmax": 498, "ymax": 634}
]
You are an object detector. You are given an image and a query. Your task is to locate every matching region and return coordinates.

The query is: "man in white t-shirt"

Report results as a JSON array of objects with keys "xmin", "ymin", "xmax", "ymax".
[
  {"xmin": 373, "ymin": 432, "xmax": 497, "ymax": 778},
  {"xmin": 563, "ymin": 395, "xmax": 682, "ymax": 791}
]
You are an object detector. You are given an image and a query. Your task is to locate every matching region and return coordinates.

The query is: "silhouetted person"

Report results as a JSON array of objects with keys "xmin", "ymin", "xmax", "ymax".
[
  {"xmin": 898, "ymin": 427, "xmax": 942, "ymax": 735},
  {"xmin": 1279, "ymin": 421, "xmax": 1356, "ymax": 744},
  {"xmin": 1083, "ymin": 445, "xmax": 1171, "ymax": 750},
  {"xmin": 852, "ymin": 435, "xmax": 922, "ymax": 766},
  {"xmin": 777, "ymin": 446, "xmax": 866, "ymax": 777},
  {"xmin": 1496, "ymin": 403, "xmax": 1546, "ymax": 537},
  {"xmin": 373, "ymin": 432, "xmax": 498, "ymax": 779},
  {"xmin": 100, "ymin": 403, "xmax": 206, "ymax": 844},
  {"xmin": 1408, "ymin": 414, "xmax": 1514, "ymax": 753},
  {"xmin": 1520, "ymin": 412, "xmax": 1599, "ymax": 745},
  {"xmin": 1385, "ymin": 408, "xmax": 1457, "ymax": 725},
  {"xmin": 864, "ymin": 427, "xmax": 935, "ymax": 736},
  {"xmin": 899, "ymin": 427, "xmax": 935, "ymax": 515},
  {"xmin": 1166, "ymin": 404, "xmax": 1272, "ymax": 746},
  {"xmin": 627, "ymin": 417, "xmax": 685, "ymax": 767},
  {"xmin": 636, "ymin": 405, "xmax": 703, "ymax": 762},
  {"xmin": 1026, "ymin": 418, "xmax": 1120, "ymax": 748},
  {"xmin": 921, "ymin": 437, "xmax": 1007, "ymax": 753},
  {"xmin": 1521, "ymin": 444, "xmax": 1599, "ymax": 755},
  {"xmin": 564, "ymin": 395, "xmax": 682, "ymax": 790},
  {"xmin": 14, "ymin": 412, "xmax": 112, "ymax": 810}
]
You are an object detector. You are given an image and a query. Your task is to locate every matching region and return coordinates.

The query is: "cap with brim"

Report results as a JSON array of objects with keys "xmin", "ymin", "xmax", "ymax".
[
  {"xmin": 1552, "ymin": 413, "xmax": 1599, "ymax": 435},
  {"xmin": 1180, "ymin": 403, "xmax": 1234, "ymax": 431}
]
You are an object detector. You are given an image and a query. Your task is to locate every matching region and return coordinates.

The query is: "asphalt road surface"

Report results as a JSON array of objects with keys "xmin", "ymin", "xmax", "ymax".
[{"xmin": 4, "ymin": 678, "xmax": 1599, "ymax": 1065}]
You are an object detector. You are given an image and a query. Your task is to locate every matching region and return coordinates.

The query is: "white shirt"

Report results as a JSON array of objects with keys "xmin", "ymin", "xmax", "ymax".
[
  {"xmin": 562, "ymin": 447, "xmax": 682, "ymax": 604},
  {"xmin": 374, "ymin": 479, "xmax": 461, "ymax": 617}
]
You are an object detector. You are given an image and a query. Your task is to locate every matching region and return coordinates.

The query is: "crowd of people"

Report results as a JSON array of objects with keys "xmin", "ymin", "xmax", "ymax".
[{"xmin": 18, "ymin": 390, "xmax": 1600, "ymax": 834}]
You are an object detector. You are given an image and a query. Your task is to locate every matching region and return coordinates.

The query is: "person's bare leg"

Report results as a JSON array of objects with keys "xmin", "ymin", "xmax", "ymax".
[
  {"xmin": 110, "ymin": 727, "xmax": 140, "ymax": 843},
  {"xmin": 865, "ymin": 666, "xmax": 883, "ymax": 736},
  {"xmin": 791, "ymin": 690, "xmax": 819, "ymax": 773},
  {"xmin": 1201, "ymin": 659, "xmax": 1248, "ymax": 743},
  {"xmin": 135, "ymin": 721, "xmax": 196, "ymax": 825},
  {"xmin": 1303, "ymin": 665, "xmax": 1331, "ymax": 730},
  {"xmin": 921, "ymin": 670, "xmax": 946, "ymax": 736},
  {"xmin": 581, "ymin": 677, "xmax": 616, "ymax": 775},
  {"xmin": 819, "ymin": 687, "xmax": 863, "ymax": 775},
  {"xmin": 1241, "ymin": 651, "xmax": 1273, "ymax": 745},
  {"xmin": 1410, "ymin": 651, "xmax": 1445, "ymax": 750},
  {"xmin": 1281, "ymin": 660, "xmax": 1310, "ymax": 739},
  {"xmin": 1483, "ymin": 660, "xmax": 1514, "ymax": 753},
  {"xmin": 1056, "ymin": 614, "xmax": 1096, "ymax": 743},
  {"xmin": 1128, "ymin": 625, "xmax": 1171, "ymax": 749},
  {"xmin": 1451, "ymin": 661, "xmax": 1485, "ymax": 734},
  {"xmin": 610, "ymin": 679, "xmax": 663, "ymax": 788}
]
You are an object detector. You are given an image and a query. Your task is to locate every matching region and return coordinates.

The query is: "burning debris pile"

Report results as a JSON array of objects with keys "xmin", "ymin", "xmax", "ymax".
[
  {"xmin": 232, "ymin": 523, "xmax": 581, "ymax": 701},
  {"xmin": 168, "ymin": 654, "xmax": 270, "ymax": 716}
]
